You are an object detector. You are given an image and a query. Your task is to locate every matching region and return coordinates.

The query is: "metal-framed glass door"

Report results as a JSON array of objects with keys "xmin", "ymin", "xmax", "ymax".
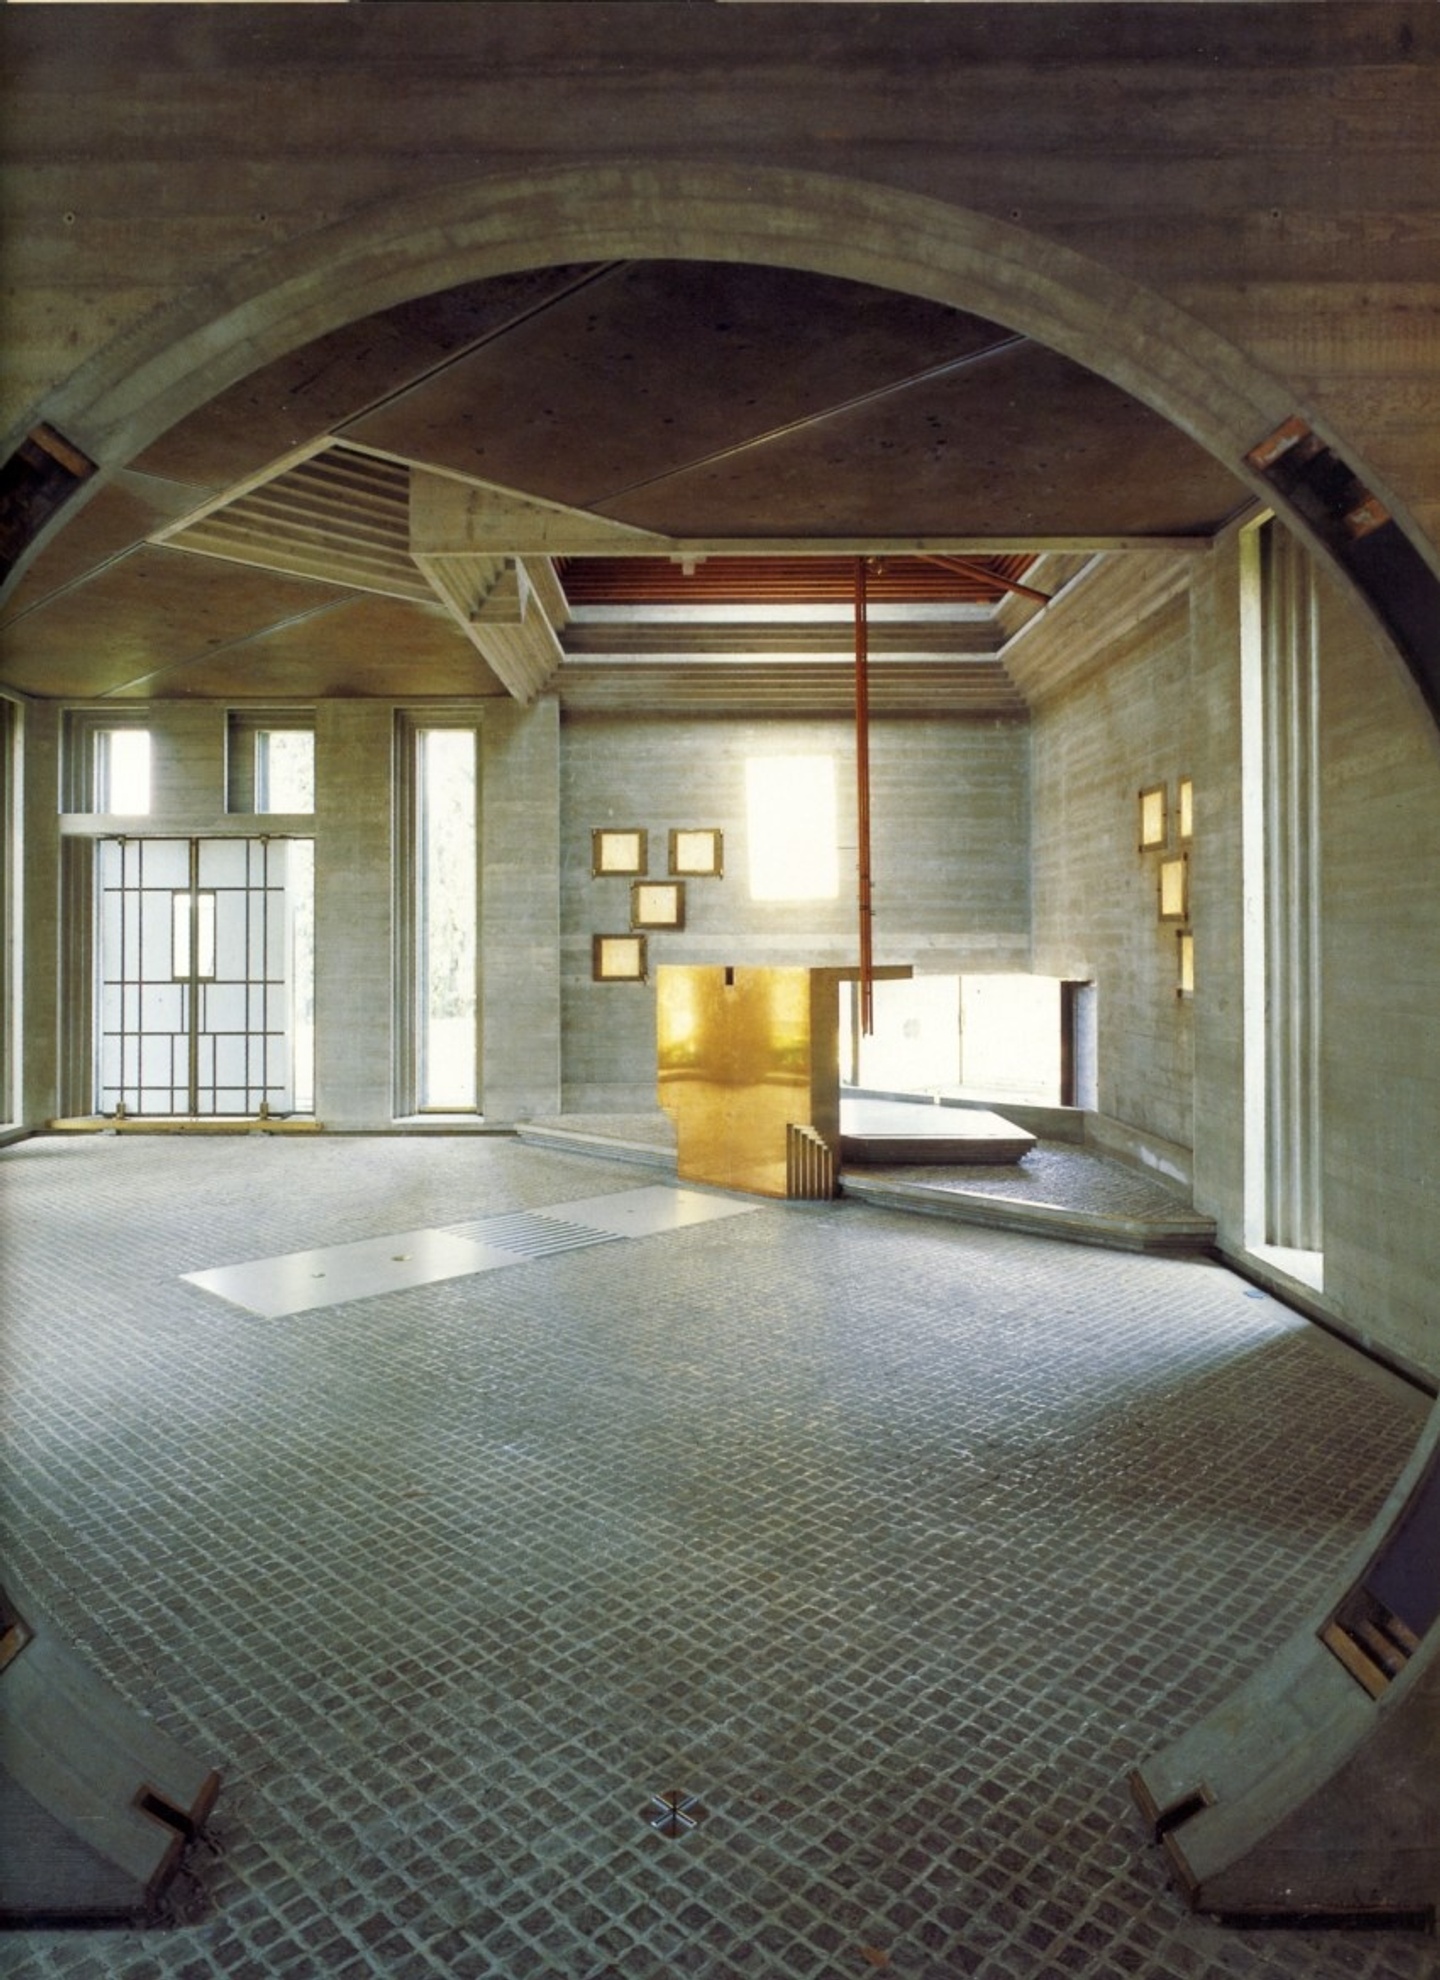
[{"xmin": 95, "ymin": 836, "xmax": 313, "ymax": 1118}]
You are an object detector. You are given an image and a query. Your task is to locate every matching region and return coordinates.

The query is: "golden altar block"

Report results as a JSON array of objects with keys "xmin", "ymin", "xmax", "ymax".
[{"xmin": 656, "ymin": 963, "xmax": 910, "ymax": 1199}]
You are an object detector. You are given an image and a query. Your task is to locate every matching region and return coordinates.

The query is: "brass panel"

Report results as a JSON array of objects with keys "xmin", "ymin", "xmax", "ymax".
[
  {"xmin": 658, "ymin": 966, "xmax": 822, "ymax": 1199},
  {"xmin": 657, "ymin": 964, "xmax": 908, "ymax": 1198}
]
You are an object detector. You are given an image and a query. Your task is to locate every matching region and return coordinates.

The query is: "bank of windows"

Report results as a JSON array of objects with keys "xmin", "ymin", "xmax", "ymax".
[
  {"xmin": 398, "ymin": 717, "xmax": 479, "ymax": 1115},
  {"xmin": 61, "ymin": 713, "xmax": 315, "ymax": 1120},
  {"xmin": 62, "ymin": 713, "xmax": 316, "ymax": 820}
]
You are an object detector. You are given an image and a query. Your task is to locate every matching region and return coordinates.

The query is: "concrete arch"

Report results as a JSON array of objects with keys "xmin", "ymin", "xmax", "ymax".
[
  {"xmin": 26, "ymin": 159, "xmax": 1440, "ymax": 721},
  {"xmin": 54, "ymin": 161, "xmax": 1293, "ymax": 489}
]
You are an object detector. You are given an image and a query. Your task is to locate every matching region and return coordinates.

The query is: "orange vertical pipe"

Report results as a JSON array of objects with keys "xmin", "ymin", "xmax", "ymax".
[{"xmin": 855, "ymin": 556, "xmax": 874, "ymax": 1035}]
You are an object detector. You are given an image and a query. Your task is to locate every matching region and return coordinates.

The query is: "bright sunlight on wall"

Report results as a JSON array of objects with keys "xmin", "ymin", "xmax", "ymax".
[{"xmin": 745, "ymin": 756, "xmax": 839, "ymax": 902}]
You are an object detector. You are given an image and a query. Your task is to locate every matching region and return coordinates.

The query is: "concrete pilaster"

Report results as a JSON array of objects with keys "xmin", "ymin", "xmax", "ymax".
[{"xmin": 481, "ymin": 697, "xmax": 561, "ymax": 1121}]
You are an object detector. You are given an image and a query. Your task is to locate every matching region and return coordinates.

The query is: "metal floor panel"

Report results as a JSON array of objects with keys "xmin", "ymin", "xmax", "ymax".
[
  {"xmin": 543, "ymin": 1183, "xmax": 764, "ymax": 1238},
  {"xmin": 181, "ymin": 1227, "xmax": 512, "ymax": 1319},
  {"xmin": 183, "ymin": 1186, "xmax": 760, "ymax": 1318}
]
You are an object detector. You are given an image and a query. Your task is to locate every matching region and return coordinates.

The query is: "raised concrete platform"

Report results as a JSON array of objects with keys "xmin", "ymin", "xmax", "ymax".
[
  {"xmin": 839, "ymin": 1097, "xmax": 1035, "ymax": 1165},
  {"xmin": 842, "ymin": 1159, "xmax": 1216, "ymax": 1256},
  {"xmin": 516, "ymin": 1112, "xmax": 1216, "ymax": 1256}
]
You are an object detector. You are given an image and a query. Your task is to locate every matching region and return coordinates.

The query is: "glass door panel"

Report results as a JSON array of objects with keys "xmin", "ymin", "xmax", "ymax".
[{"xmin": 95, "ymin": 836, "xmax": 314, "ymax": 1118}]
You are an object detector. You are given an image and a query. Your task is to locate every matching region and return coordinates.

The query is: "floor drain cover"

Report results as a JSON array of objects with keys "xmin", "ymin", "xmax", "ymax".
[{"xmin": 642, "ymin": 1789, "xmax": 706, "ymax": 1836}]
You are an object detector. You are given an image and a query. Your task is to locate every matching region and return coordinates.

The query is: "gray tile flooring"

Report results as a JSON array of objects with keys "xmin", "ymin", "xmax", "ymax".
[{"xmin": 1, "ymin": 1132, "xmax": 1436, "ymax": 1979}]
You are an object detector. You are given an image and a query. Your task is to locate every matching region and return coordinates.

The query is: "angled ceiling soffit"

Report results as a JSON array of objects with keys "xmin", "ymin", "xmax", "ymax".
[
  {"xmin": 409, "ymin": 466, "xmax": 670, "ymax": 702},
  {"xmin": 151, "ymin": 441, "xmax": 431, "ymax": 602}
]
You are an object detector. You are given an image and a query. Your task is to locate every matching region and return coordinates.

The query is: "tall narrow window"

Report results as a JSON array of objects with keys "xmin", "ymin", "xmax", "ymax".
[
  {"xmin": 415, "ymin": 727, "xmax": 478, "ymax": 1110},
  {"xmin": 255, "ymin": 730, "xmax": 314, "ymax": 813},
  {"xmin": 171, "ymin": 891, "xmax": 217, "ymax": 982},
  {"xmin": 745, "ymin": 756, "xmax": 838, "ymax": 902},
  {"xmin": 96, "ymin": 728, "xmax": 151, "ymax": 815},
  {"xmin": 1242, "ymin": 516, "xmax": 1323, "ymax": 1281}
]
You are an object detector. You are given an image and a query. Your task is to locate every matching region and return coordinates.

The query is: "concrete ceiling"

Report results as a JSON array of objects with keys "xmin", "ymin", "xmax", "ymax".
[{"xmin": 0, "ymin": 260, "xmax": 1250, "ymax": 709}]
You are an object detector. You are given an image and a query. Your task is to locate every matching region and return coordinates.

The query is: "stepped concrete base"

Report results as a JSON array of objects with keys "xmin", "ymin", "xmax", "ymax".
[
  {"xmin": 842, "ymin": 1169, "xmax": 1216, "ymax": 1256},
  {"xmin": 839, "ymin": 1097, "xmax": 1035, "ymax": 1165},
  {"xmin": 518, "ymin": 1113, "xmax": 1216, "ymax": 1256}
]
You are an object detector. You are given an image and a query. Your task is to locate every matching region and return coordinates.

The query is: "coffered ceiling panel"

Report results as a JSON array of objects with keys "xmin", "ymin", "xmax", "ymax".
[
  {"xmin": 0, "ymin": 546, "xmax": 346, "ymax": 699},
  {"xmin": 0, "ymin": 471, "xmax": 201, "ymax": 628},
  {"xmin": 342, "ymin": 261, "xmax": 1016, "ymax": 508},
  {"xmin": 598, "ymin": 341, "xmax": 1249, "ymax": 541},
  {"xmin": 129, "ymin": 265, "xmax": 604, "ymax": 493},
  {"xmin": 150, "ymin": 593, "xmax": 502, "ymax": 702}
]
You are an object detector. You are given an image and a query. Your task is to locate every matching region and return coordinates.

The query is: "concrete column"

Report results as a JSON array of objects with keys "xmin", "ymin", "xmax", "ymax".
[
  {"xmin": 17, "ymin": 701, "xmax": 61, "ymax": 1127},
  {"xmin": 313, "ymin": 702, "xmax": 393, "ymax": 1127},
  {"xmin": 481, "ymin": 698, "xmax": 561, "ymax": 1122},
  {"xmin": 1188, "ymin": 531, "xmax": 1249, "ymax": 1248}
]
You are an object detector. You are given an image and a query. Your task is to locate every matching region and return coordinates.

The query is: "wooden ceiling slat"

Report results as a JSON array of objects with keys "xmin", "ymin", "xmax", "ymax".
[
  {"xmin": 179, "ymin": 512, "xmax": 414, "ymax": 567},
  {"xmin": 211, "ymin": 494, "xmax": 410, "ymax": 551}
]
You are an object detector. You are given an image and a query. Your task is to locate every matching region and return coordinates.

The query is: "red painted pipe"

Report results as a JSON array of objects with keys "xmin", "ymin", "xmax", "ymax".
[{"xmin": 855, "ymin": 556, "xmax": 874, "ymax": 1036}]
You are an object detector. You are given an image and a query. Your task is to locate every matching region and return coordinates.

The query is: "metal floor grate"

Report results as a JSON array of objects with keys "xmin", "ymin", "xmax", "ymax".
[{"xmin": 442, "ymin": 1211, "xmax": 625, "ymax": 1259}]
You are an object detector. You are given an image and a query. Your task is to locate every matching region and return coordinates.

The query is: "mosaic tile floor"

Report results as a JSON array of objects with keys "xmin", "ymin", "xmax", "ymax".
[{"xmin": 1, "ymin": 1133, "xmax": 1435, "ymax": 1980}]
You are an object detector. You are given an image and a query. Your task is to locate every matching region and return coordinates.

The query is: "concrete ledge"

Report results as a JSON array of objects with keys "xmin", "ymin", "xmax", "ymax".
[
  {"xmin": 1081, "ymin": 1112, "xmax": 1194, "ymax": 1197},
  {"xmin": 1218, "ymin": 1244, "xmax": 1439, "ymax": 1399},
  {"xmin": 841, "ymin": 1171, "xmax": 1216, "ymax": 1256},
  {"xmin": 516, "ymin": 1122, "xmax": 678, "ymax": 1173},
  {"xmin": 47, "ymin": 1115, "xmax": 322, "ymax": 1136}
]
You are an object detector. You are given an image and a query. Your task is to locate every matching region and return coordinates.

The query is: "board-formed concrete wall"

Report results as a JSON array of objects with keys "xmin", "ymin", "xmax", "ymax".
[
  {"xmin": 1317, "ymin": 564, "xmax": 1440, "ymax": 1378},
  {"xmin": 1025, "ymin": 561, "xmax": 1198, "ymax": 1155},
  {"xmin": 1025, "ymin": 535, "xmax": 1440, "ymax": 1385},
  {"xmin": 559, "ymin": 713, "xmax": 1030, "ymax": 1113}
]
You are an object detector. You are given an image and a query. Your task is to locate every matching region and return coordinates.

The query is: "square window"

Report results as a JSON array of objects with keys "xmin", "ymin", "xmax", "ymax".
[
  {"xmin": 631, "ymin": 881, "xmax": 684, "ymax": 930},
  {"xmin": 592, "ymin": 828, "xmax": 647, "ymax": 877},
  {"xmin": 96, "ymin": 728, "xmax": 151, "ymax": 815},
  {"xmin": 669, "ymin": 828, "xmax": 723, "ymax": 878},
  {"xmin": 593, "ymin": 934, "xmax": 647, "ymax": 983},
  {"xmin": 256, "ymin": 730, "xmax": 315, "ymax": 813},
  {"xmin": 1158, "ymin": 854, "xmax": 1189, "ymax": 922}
]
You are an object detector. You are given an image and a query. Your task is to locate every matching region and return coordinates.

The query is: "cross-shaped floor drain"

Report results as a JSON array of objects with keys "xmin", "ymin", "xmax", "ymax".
[{"xmin": 642, "ymin": 1788, "xmax": 706, "ymax": 1837}]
